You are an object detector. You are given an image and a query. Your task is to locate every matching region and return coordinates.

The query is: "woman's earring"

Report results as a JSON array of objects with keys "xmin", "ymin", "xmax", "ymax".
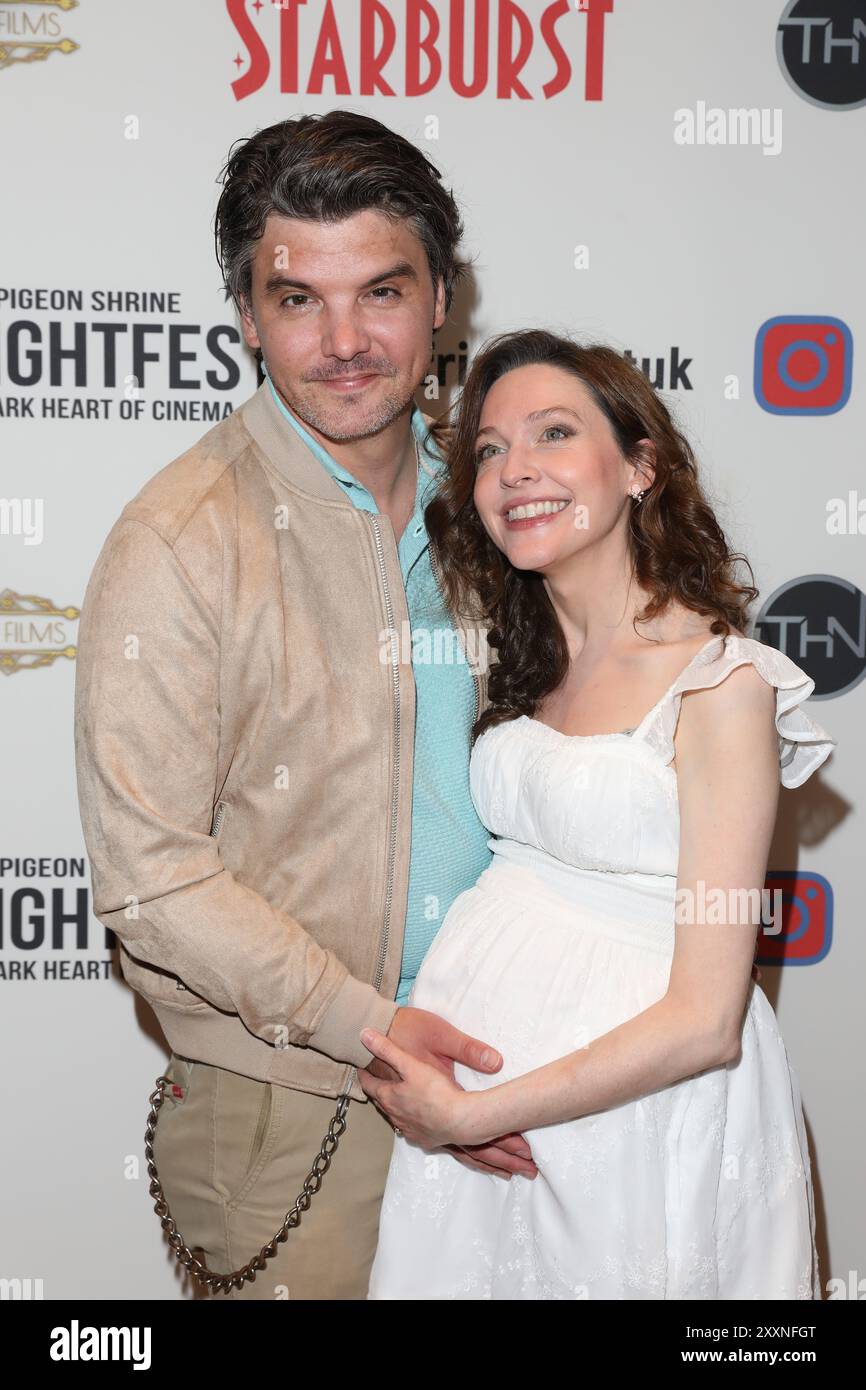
[{"xmin": 628, "ymin": 485, "xmax": 646, "ymax": 502}]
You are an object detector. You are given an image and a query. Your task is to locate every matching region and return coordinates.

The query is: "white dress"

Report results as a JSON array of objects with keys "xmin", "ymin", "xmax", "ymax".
[{"xmin": 367, "ymin": 633, "xmax": 836, "ymax": 1300}]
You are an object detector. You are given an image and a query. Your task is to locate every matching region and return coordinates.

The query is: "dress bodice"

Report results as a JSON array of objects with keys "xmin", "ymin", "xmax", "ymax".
[{"xmin": 469, "ymin": 633, "xmax": 836, "ymax": 881}]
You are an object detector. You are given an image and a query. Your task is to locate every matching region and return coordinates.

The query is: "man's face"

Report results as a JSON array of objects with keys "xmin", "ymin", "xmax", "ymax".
[{"xmin": 239, "ymin": 208, "xmax": 446, "ymax": 442}]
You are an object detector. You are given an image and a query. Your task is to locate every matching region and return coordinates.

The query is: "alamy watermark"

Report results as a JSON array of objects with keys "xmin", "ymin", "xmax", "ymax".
[
  {"xmin": 674, "ymin": 102, "xmax": 782, "ymax": 156},
  {"xmin": 378, "ymin": 621, "xmax": 491, "ymax": 673},
  {"xmin": 675, "ymin": 882, "xmax": 783, "ymax": 934}
]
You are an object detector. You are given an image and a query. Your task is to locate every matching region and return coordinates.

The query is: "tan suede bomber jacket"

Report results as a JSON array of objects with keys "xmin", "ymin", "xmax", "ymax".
[{"xmin": 74, "ymin": 378, "xmax": 492, "ymax": 1103}]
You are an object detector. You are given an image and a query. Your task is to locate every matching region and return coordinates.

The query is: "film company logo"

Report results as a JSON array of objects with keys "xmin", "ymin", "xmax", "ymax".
[
  {"xmin": 777, "ymin": 1, "xmax": 866, "ymax": 110},
  {"xmin": 756, "ymin": 872, "xmax": 833, "ymax": 966},
  {"xmin": 0, "ymin": 0, "xmax": 79, "ymax": 72},
  {"xmin": 754, "ymin": 316, "xmax": 853, "ymax": 415},
  {"xmin": 755, "ymin": 574, "xmax": 866, "ymax": 699},
  {"xmin": 0, "ymin": 588, "xmax": 79, "ymax": 674}
]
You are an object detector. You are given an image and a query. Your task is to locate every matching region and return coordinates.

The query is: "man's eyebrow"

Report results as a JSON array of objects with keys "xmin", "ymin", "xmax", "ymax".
[
  {"xmin": 262, "ymin": 261, "xmax": 420, "ymax": 296},
  {"xmin": 475, "ymin": 406, "xmax": 584, "ymax": 438}
]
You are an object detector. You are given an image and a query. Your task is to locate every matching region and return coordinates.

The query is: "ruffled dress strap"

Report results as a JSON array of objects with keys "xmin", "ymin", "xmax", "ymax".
[{"xmin": 637, "ymin": 632, "xmax": 836, "ymax": 788}]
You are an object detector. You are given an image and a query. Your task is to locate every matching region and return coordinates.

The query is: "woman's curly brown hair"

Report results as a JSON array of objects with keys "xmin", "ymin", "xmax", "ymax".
[{"xmin": 423, "ymin": 330, "xmax": 758, "ymax": 745}]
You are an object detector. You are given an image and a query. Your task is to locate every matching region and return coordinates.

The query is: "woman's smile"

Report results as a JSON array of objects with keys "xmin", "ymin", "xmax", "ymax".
[{"xmin": 502, "ymin": 497, "xmax": 573, "ymax": 529}]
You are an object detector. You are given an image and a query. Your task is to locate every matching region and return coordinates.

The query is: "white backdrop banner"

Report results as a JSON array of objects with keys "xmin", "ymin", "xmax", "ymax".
[{"xmin": 1, "ymin": 0, "xmax": 863, "ymax": 1300}]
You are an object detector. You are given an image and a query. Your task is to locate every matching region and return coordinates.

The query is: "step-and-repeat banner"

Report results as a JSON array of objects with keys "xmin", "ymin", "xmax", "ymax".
[{"xmin": 1, "ymin": 1, "xmax": 863, "ymax": 1300}]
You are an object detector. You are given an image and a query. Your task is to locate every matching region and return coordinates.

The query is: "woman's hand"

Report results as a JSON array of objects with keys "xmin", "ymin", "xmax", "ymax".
[{"xmin": 358, "ymin": 1027, "xmax": 478, "ymax": 1149}]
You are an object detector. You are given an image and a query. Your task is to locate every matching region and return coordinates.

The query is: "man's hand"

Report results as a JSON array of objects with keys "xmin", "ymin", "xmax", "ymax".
[
  {"xmin": 363, "ymin": 1006, "xmax": 538, "ymax": 1179},
  {"xmin": 446, "ymin": 1135, "xmax": 538, "ymax": 1180},
  {"xmin": 362, "ymin": 1005, "xmax": 498, "ymax": 1081}
]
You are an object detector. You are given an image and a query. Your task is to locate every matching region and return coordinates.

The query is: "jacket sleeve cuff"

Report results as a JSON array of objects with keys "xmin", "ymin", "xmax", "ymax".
[{"xmin": 304, "ymin": 971, "xmax": 401, "ymax": 1067}]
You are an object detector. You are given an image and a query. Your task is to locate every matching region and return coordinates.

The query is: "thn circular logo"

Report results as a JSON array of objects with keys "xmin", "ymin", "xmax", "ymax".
[
  {"xmin": 777, "ymin": 2, "xmax": 866, "ymax": 110},
  {"xmin": 756, "ymin": 574, "xmax": 866, "ymax": 697}
]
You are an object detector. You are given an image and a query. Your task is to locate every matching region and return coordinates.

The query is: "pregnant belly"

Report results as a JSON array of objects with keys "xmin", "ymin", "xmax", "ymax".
[{"xmin": 408, "ymin": 877, "xmax": 673, "ymax": 1085}]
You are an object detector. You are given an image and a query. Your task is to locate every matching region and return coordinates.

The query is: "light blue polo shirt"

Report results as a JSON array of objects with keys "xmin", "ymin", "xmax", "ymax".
[{"xmin": 262, "ymin": 369, "xmax": 493, "ymax": 1005}]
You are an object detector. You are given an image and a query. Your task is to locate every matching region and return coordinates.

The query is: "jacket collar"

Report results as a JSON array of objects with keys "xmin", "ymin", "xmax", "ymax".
[
  {"xmin": 239, "ymin": 376, "xmax": 354, "ymax": 503},
  {"xmin": 239, "ymin": 375, "xmax": 441, "ymax": 507}
]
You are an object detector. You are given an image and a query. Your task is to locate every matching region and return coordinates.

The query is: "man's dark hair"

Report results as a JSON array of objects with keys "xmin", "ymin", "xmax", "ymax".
[{"xmin": 214, "ymin": 109, "xmax": 472, "ymax": 316}]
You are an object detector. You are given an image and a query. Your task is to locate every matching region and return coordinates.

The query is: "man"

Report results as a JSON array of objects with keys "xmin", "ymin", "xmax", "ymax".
[{"xmin": 74, "ymin": 110, "xmax": 537, "ymax": 1302}]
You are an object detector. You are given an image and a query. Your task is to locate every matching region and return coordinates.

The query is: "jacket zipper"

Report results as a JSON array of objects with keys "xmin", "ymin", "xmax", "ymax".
[
  {"xmin": 428, "ymin": 540, "xmax": 481, "ymax": 725},
  {"xmin": 366, "ymin": 513, "xmax": 402, "ymax": 996},
  {"xmin": 335, "ymin": 513, "xmax": 404, "ymax": 1099}
]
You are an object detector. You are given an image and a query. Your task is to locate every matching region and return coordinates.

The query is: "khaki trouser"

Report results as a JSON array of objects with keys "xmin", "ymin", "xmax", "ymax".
[{"xmin": 151, "ymin": 1052, "xmax": 397, "ymax": 1300}]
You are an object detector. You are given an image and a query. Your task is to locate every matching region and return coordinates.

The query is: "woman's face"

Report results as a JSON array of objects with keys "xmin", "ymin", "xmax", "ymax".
[{"xmin": 471, "ymin": 363, "xmax": 652, "ymax": 574}]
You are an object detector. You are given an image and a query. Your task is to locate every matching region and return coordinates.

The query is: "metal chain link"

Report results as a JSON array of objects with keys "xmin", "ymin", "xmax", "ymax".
[{"xmin": 145, "ymin": 1074, "xmax": 351, "ymax": 1296}]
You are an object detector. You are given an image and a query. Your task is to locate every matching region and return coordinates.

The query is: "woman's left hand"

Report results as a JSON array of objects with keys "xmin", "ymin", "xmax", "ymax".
[{"xmin": 358, "ymin": 1027, "xmax": 476, "ymax": 1148}]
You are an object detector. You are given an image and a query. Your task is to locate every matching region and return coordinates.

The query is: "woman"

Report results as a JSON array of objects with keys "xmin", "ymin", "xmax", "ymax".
[{"xmin": 360, "ymin": 330, "xmax": 835, "ymax": 1300}]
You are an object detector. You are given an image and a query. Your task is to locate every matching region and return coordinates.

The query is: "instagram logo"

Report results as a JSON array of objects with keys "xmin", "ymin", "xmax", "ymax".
[
  {"xmin": 756, "ymin": 872, "xmax": 833, "ymax": 967},
  {"xmin": 754, "ymin": 315, "xmax": 853, "ymax": 415}
]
